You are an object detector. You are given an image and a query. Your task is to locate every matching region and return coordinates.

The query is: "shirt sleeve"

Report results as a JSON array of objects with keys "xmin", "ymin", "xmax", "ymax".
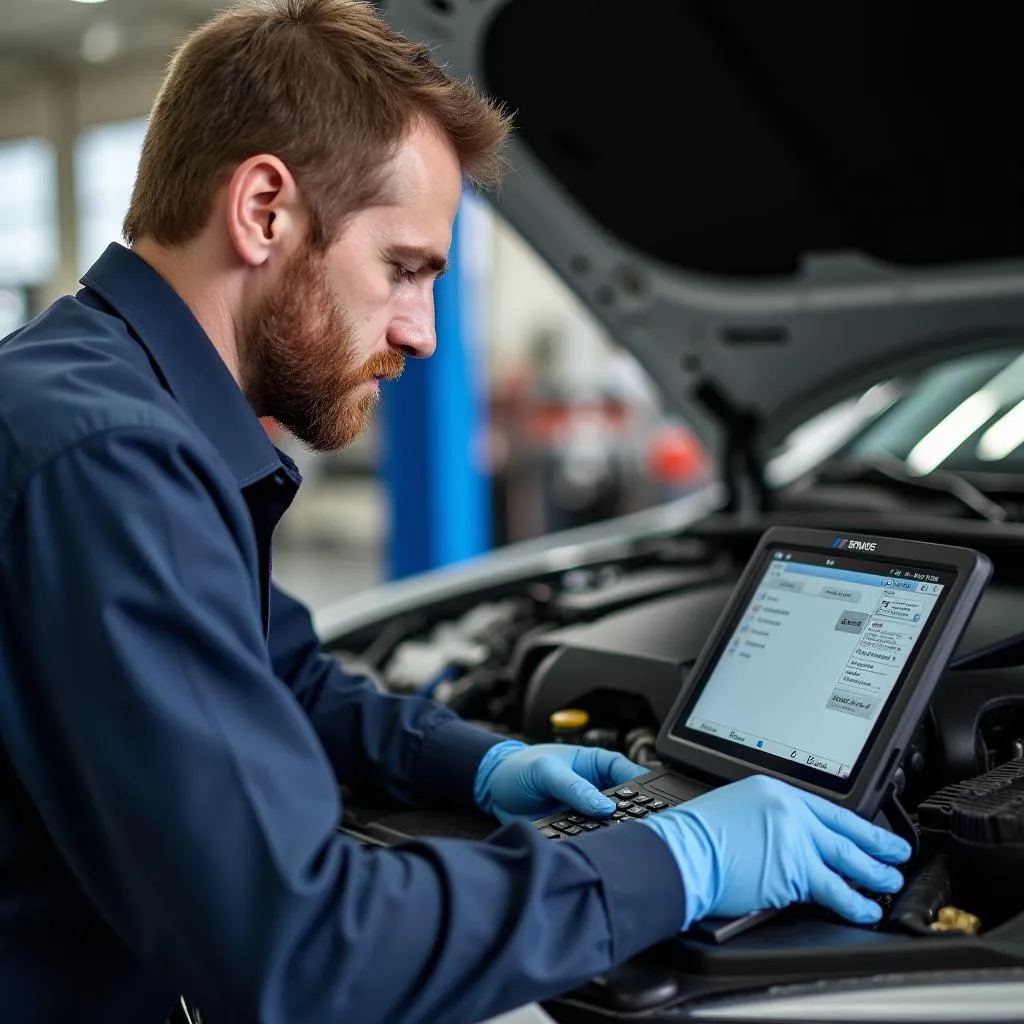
[
  {"xmin": 268, "ymin": 583, "xmax": 503, "ymax": 809},
  {"xmin": 0, "ymin": 425, "xmax": 685, "ymax": 1024}
]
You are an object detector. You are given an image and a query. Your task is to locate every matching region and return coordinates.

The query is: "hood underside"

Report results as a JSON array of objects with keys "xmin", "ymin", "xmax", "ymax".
[{"xmin": 383, "ymin": 0, "xmax": 1024, "ymax": 463}]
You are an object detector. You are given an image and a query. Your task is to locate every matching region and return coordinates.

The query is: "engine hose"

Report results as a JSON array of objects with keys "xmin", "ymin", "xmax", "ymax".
[
  {"xmin": 625, "ymin": 729, "xmax": 659, "ymax": 768},
  {"xmin": 887, "ymin": 848, "xmax": 955, "ymax": 936}
]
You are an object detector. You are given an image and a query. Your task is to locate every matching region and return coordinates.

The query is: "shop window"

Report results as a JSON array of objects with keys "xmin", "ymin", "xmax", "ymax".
[
  {"xmin": 75, "ymin": 117, "xmax": 147, "ymax": 271},
  {"xmin": 0, "ymin": 138, "xmax": 58, "ymax": 288}
]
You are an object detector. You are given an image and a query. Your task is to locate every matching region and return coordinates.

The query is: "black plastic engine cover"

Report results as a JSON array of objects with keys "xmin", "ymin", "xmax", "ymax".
[
  {"xmin": 516, "ymin": 578, "xmax": 1024, "ymax": 754},
  {"xmin": 517, "ymin": 582, "xmax": 737, "ymax": 739}
]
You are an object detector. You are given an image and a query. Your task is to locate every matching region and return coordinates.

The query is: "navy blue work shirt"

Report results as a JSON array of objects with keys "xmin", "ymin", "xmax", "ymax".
[{"xmin": 0, "ymin": 244, "xmax": 684, "ymax": 1023}]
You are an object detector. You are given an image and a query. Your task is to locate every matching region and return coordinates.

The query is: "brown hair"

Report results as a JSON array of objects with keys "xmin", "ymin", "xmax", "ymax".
[{"xmin": 123, "ymin": 0, "xmax": 511, "ymax": 249}]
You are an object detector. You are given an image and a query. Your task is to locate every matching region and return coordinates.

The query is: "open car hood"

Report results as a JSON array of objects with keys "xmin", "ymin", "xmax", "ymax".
[{"xmin": 382, "ymin": 0, "xmax": 1024, "ymax": 475}]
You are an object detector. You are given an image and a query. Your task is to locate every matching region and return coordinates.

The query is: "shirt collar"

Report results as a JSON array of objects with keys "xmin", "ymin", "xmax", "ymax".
[{"xmin": 80, "ymin": 242, "xmax": 287, "ymax": 487}]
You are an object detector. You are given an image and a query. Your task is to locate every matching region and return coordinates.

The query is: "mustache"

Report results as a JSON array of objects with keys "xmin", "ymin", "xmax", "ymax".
[{"xmin": 361, "ymin": 349, "xmax": 406, "ymax": 382}]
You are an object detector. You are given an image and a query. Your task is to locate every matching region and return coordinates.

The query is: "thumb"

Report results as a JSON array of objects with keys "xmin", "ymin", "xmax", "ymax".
[{"xmin": 538, "ymin": 757, "xmax": 616, "ymax": 816}]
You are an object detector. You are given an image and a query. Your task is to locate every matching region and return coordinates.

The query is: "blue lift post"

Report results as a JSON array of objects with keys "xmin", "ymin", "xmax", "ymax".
[{"xmin": 380, "ymin": 190, "xmax": 492, "ymax": 579}]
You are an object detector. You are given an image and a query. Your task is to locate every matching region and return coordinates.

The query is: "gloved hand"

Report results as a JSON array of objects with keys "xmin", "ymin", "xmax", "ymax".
[
  {"xmin": 474, "ymin": 740, "xmax": 647, "ymax": 824},
  {"xmin": 641, "ymin": 775, "xmax": 911, "ymax": 928}
]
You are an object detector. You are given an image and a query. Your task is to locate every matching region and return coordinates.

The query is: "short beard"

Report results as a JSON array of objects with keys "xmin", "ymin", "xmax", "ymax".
[{"xmin": 240, "ymin": 247, "xmax": 404, "ymax": 453}]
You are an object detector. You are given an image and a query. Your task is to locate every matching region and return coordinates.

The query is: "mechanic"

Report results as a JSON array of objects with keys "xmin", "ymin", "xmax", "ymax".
[{"xmin": 0, "ymin": 2, "xmax": 911, "ymax": 1022}]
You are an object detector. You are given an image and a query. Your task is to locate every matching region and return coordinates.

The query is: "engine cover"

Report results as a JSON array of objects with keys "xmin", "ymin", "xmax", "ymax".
[
  {"xmin": 516, "ymin": 577, "xmax": 1024, "ymax": 770},
  {"xmin": 516, "ymin": 582, "xmax": 736, "ymax": 738}
]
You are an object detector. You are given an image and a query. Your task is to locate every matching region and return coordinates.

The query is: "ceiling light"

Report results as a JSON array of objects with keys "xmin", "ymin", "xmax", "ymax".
[
  {"xmin": 69, "ymin": 0, "xmax": 110, "ymax": 6},
  {"xmin": 80, "ymin": 21, "xmax": 123, "ymax": 63}
]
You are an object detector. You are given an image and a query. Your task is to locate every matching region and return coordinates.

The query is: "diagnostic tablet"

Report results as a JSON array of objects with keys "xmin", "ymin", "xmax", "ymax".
[{"xmin": 656, "ymin": 527, "xmax": 991, "ymax": 813}]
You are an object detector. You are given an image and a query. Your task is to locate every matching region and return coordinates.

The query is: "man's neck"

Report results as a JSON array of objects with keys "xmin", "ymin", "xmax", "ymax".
[{"xmin": 131, "ymin": 239, "xmax": 243, "ymax": 386}]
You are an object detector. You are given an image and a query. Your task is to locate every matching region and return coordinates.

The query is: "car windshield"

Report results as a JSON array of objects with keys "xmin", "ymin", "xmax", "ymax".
[
  {"xmin": 772, "ymin": 348, "xmax": 1024, "ymax": 484},
  {"xmin": 841, "ymin": 349, "xmax": 1024, "ymax": 476}
]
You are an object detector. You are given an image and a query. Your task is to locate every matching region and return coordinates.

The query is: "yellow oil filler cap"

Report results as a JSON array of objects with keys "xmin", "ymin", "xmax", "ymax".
[{"xmin": 550, "ymin": 708, "xmax": 590, "ymax": 739}]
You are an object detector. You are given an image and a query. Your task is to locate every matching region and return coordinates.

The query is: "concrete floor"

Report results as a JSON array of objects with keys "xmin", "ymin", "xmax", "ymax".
[
  {"xmin": 272, "ymin": 477, "xmax": 384, "ymax": 612},
  {"xmin": 273, "ymin": 545, "xmax": 381, "ymax": 612}
]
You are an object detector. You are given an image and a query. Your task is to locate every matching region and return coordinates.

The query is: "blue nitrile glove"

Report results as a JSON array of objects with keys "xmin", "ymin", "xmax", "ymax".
[
  {"xmin": 641, "ymin": 775, "xmax": 911, "ymax": 928},
  {"xmin": 474, "ymin": 740, "xmax": 648, "ymax": 824}
]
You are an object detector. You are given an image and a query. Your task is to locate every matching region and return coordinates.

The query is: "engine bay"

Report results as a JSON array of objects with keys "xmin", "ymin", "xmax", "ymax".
[{"xmin": 326, "ymin": 510, "xmax": 1024, "ymax": 1017}]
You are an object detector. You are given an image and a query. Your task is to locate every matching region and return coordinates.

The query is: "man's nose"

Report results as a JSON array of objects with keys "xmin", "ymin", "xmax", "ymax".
[{"xmin": 387, "ymin": 312, "xmax": 436, "ymax": 360}]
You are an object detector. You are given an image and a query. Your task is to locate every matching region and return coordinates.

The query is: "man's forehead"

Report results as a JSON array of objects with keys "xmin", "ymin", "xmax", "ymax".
[{"xmin": 379, "ymin": 121, "xmax": 463, "ymax": 212}]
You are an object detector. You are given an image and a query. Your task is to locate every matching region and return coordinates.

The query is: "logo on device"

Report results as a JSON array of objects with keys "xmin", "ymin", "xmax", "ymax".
[{"xmin": 832, "ymin": 537, "xmax": 878, "ymax": 552}]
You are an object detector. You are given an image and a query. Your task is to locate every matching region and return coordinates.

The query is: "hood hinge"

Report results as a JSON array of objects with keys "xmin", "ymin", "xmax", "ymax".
[{"xmin": 695, "ymin": 379, "xmax": 770, "ymax": 516}]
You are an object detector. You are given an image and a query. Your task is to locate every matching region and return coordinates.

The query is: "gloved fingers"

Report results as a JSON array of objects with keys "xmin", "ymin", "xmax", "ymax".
[
  {"xmin": 810, "ymin": 819, "xmax": 905, "ymax": 895},
  {"xmin": 536, "ymin": 756, "xmax": 617, "ymax": 816},
  {"xmin": 807, "ymin": 861, "xmax": 886, "ymax": 925},
  {"xmin": 798, "ymin": 790, "xmax": 912, "ymax": 864},
  {"xmin": 576, "ymin": 747, "xmax": 648, "ymax": 786}
]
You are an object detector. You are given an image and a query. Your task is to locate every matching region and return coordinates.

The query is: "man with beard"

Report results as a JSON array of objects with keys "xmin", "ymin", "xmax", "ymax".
[{"xmin": 0, "ymin": 2, "xmax": 911, "ymax": 1022}]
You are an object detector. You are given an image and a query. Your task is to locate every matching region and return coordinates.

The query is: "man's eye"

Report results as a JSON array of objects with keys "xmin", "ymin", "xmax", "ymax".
[{"xmin": 392, "ymin": 263, "xmax": 417, "ymax": 284}]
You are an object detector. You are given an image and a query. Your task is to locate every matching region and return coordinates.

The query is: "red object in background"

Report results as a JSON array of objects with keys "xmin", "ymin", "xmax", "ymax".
[
  {"xmin": 647, "ymin": 424, "xmax": 707, "ymax": 484},
  {"xmin": 523, "ymin": 399, "xmax": 631, "ymax": 443}
]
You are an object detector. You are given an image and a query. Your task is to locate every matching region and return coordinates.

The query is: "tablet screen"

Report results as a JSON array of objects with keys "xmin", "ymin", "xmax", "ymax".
[{"xmin": 676, "ymin": 546, "xmax": 956, "ymax": 785}]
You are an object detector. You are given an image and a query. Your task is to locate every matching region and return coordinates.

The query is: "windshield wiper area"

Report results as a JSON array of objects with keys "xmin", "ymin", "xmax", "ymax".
[{"xmin": 809, "ymin": 456, "xmax": 1008, "ymax": 522}]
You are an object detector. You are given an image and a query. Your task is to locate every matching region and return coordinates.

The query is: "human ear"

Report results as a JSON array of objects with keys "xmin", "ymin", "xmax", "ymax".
[{"xmin": 224, "ymin": 154, "xmax": 303, "ymax": 267}]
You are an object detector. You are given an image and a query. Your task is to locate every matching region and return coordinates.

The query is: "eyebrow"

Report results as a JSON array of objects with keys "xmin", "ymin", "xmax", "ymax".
[{"xmin": 388, "ymin": 245, "xmax": 450, "ymax": 277}]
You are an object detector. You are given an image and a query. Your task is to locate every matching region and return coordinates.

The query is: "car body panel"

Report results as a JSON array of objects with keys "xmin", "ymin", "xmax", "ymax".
[{"xmin": 313, "ymin": 484, "xmax": 724, "ymax": 637}]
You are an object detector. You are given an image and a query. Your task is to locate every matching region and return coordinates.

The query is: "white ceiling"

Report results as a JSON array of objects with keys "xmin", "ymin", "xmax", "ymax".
[{"xmin": 0, "ymin": 0, "xmax": 221, "ymax": 78}]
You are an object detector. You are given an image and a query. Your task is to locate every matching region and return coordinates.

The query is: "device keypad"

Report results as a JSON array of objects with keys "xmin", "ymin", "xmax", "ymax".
[{"xmin": 534, "ymin": 786, "xmax": 679, "ymax": 840}]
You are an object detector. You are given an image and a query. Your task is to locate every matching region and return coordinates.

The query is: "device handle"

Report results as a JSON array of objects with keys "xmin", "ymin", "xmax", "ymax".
[{"xmin": 877, "ymin": 770, "xmax": 920, "ymax": 861}]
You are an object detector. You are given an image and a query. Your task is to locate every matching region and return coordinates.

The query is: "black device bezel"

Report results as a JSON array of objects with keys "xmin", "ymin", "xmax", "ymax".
[{"xmin": 654, "ymin": 527, "xmax": 991, "ymax": 815}]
